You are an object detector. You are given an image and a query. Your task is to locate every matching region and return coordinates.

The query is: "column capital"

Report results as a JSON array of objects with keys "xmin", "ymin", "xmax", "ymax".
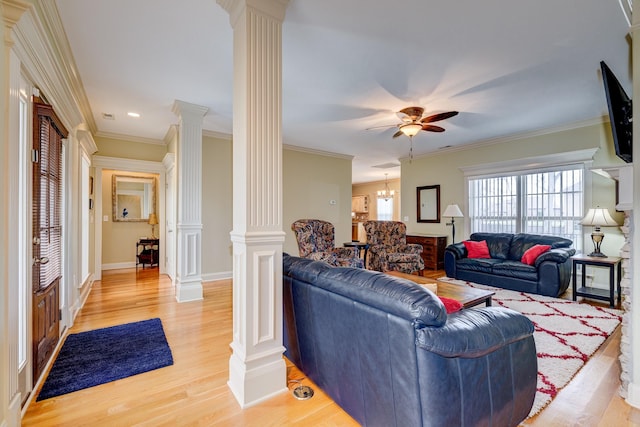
[
  {"xmin": 2, "ymin": 0, "xmax": 30, "ymax": 29},
  {"xmin": 217, "ymin": 0, "xmax": 289, "ymax": 27},
  {"xmin": 172, "ymin": 100, "xmax": 209, "ymax": 119},
  {"xmin": 3, "ymin": 0, "xmax": 30, "ymax": 46}
]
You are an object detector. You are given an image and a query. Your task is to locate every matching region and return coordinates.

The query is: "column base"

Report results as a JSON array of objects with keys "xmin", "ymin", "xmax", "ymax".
[
  {"xmin": 627, "ymin": 382, "xmax": 640, "ymax": 409},
  {"xmin": 7, "ymin": 392, "xmax": 21, "ymax": 427},
  {"xmin": 175, "ymin": 279, "xmax": 203, "ymax": 302},
  {"xmin": 227, "ymin": 349, "xmax": 287, "ymax": 408}
]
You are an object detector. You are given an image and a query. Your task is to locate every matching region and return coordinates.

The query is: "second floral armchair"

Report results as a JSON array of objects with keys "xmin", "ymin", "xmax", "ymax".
[{"xmin": 363, "ymin": 220, "xmax": 424, "ymax": 274}]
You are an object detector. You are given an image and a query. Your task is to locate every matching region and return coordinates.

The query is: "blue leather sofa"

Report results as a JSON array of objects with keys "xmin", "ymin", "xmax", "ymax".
[
  {"xmin": 283, "ymin": 254, "xmax": 537, "ymax": 427},
  {"xmin": 445, "ymin": 232, "xmax": 576, "ymax": 297}
]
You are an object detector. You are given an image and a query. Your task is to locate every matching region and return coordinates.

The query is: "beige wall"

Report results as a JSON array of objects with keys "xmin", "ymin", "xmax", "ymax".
[
  {"xmin": 101, "ymin": 170, "xmax": 160, "ymax": 265},
  {"xmin": 400, "ymin": 122, "xmax": 625, "ymax": 257},
  {"xmin": 94, "ymin": 135, "xmax": 356, "ymax": 276},
  {"xmin": 202, "ymin": 135, "xmax": 233, "ymax": 275},
  {"xmin": 283, "ymin": 148, "xmax": 353, "ymax": 256},
  {"xmin": 95, "ymin": 136, "xmax": 167, "ymax": 162},
  {"xmin": 352, "ymin": 177, "xmax": 401, "ymax": 221}
]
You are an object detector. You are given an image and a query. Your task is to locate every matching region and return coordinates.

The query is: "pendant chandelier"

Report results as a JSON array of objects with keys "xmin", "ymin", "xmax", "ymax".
[{"xmin": 377, "ymin": 173, "xmax": 395, "ymax": 200}]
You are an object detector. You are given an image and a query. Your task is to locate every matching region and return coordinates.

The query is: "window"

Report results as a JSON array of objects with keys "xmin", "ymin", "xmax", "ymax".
[
  {"xmin": 377, "ymin": 197, "xmax": 393, "ymax": 221},
  {"xmin": 468, "ymin": 166, "xmax": 583, "ymax": 248}
]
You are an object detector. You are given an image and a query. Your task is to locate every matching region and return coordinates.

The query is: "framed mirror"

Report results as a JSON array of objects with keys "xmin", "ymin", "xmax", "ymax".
[
  {"xmin": 112, "ymin": 175, "xmax": 156, "ymax": 222},
  {"xmin": 417, "ymin": 185, "xmax": 440, "ymax": 223}
]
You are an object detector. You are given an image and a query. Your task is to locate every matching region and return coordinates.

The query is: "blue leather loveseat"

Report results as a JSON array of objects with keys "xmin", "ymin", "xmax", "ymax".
[
  {"xmin": 445, "ymin": 232, "xmax": 576, "ymax": 297},
  {"xmin": 283, "ymin": 254, "xmax": 537, "ymax": 427}
]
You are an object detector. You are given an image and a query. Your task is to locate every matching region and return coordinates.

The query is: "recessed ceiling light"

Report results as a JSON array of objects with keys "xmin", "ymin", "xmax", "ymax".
[{"xmin": 127, "ymin": 112, "xmax": 141, "ymax": 118}]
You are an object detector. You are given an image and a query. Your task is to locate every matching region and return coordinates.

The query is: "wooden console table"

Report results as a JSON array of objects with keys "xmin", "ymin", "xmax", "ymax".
[
  {"xmin": 136, "ymin": 238, "xmax": 159, "ymax": 269},
  {"xmin": 406, "ymin": 234, "xmax": 448, "ymax": 270},
  {"xmin": 571, "ymin": 254, "xmax": 621, "ymax": 308}
]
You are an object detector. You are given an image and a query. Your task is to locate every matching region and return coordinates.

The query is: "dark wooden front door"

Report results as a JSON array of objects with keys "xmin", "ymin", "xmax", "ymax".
[{"xmin": 32, "ymin": 99, "xmax": 67, "ymax": 382}]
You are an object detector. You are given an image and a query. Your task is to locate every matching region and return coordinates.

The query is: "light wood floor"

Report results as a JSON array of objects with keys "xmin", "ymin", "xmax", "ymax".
[{"xmin": 22, "ymin": 268, "xmax": 640, "ymax": 426}]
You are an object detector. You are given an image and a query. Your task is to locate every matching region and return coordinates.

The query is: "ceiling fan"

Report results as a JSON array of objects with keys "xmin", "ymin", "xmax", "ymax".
[{"xmin": 367, "ymin": 106, "xmax": 459, "ymax": 159}]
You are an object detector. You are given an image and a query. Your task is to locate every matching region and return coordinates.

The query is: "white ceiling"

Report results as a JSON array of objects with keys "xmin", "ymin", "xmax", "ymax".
[{"xmin": 54, "ymin": 0, "xmax": 632, "ymax": 183}]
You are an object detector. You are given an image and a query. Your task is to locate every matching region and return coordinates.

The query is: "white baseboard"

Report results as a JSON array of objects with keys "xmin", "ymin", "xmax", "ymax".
[
  {"xmin": 102, "ymin": 262, "xmax": 136, "ymax": 270},
  {"xmin": 72, "ymin": 280, "xmax": 93, "ymax": 322},
  {"xmin": 202, "ymin": 271, "xmax": 232, "ymax": 282}
]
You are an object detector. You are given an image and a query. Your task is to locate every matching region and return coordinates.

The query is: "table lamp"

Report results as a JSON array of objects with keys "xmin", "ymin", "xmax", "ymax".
[
  {"xmin": 580, "ymin": 207, "xmax": 618, "ymax": 257},
  {"xmin": 443, "ymin": 204, "xmax": 464, "ymax": 243},
  {"xmin": 148, "ymin": 213, "xmax": 159, "ymax": 239}
]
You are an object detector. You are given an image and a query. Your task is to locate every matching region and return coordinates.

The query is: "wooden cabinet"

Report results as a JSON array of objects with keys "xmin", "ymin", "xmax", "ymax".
[
  {"xmin": 351, "ymin": 195, "xmax": 369, "ymax": 213},
  {"xmin": 406, "ymin": 234, "xmax": 448, "ymax": 270}
]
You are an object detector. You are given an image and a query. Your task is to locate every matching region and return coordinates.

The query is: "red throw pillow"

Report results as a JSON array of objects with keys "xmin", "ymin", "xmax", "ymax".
[
  {"xmin": 463, "ymin": 240, "xmax": 491, "ymax": 259},
  {"xmin": 521, "ymin": 244, "xmax": 551, "ymax": 265},
  {"xmin": 439, "ymin": 296, "xmax": 463, "ymax": 314}
]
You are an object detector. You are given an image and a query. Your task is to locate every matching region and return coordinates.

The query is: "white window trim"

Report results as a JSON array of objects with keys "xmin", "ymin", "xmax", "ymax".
[{"xmin": 459, "ymin": 148, "xmax": 598, "ymax": 178}]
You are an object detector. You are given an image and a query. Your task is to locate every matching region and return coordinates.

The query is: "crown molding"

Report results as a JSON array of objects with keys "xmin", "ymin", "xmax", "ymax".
[
  {"xmin": 283, "ymin": 144, "xmax": 353, "ymax": 160},
  {"xmin": 203, "ymin": 129, "xmax": 233, "ymax": 141},
  {"xmin": 95, "ymin": 131, "xmax": 166, "ymax": 146},
  {"xmin": 408, "ymin": 116, "xmax": 607, "ymax": 162},
  {"xmin": 8, "ymin": 0, "xmax": 94, "ymax": 133},
  {"xmin": 36, "ymin": 0, "xmax": 96, "ymax": 133}
]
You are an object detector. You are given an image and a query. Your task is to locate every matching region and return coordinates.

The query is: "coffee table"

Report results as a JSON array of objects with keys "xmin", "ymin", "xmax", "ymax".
[{"xmin": 386, "ymin": 271, "xmax": 495, "ymax": 309}]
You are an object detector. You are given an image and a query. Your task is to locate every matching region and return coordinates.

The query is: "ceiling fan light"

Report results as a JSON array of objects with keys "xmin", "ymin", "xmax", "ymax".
[{"xmin": 400, "ymin": 123, "xmax": 422, "ymax": 137}]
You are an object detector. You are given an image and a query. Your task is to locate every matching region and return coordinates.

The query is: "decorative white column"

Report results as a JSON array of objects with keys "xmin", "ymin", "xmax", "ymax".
[
  {"xmin": 626, "ymin": 0, "xmax": 640, "ymax": 408},
  {"xmin": 217, "ymin": 0, "xmax": 289, "ymax": 407},
  {"xmin": 172, "ymin": 100, "xmax": 208, "ymax": 302},
  {"xmin": 3, "ymin": 2, "xmax": 30, "ymax": 425}
]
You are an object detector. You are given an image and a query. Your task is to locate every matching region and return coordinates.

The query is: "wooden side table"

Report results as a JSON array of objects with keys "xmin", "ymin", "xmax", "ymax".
[
  {"xmin": 137, "ymin": 238, "xmax": 159, "ymax": 269},
  {"xmin": 571, "ymin": 254, "xmax": 621, "ymax": 308},
  {"xmin": 343, "ymin": 241, "xmax": 370, "ymax": 267}
]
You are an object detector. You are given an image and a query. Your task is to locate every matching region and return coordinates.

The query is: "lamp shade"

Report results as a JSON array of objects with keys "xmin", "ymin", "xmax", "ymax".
[
  {"xmin": 443, "ymin": 204, "xmax": 464, "ymax": 218},
  {"xmin": 148, "ymin": 213, "xmax": 159, "ymax": 225},
  {"xmin": 581, "ymin": 208, "xmax": 617, "ymax": 227}
]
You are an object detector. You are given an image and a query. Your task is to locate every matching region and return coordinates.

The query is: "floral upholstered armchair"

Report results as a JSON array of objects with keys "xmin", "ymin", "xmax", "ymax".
[
  {"xmin": 363, "ymin": 220, "xmax": 424, "ymax": 274},
  {"xmin": 291, "ymin": 219, "xmax": 364, "ymax": 268}
]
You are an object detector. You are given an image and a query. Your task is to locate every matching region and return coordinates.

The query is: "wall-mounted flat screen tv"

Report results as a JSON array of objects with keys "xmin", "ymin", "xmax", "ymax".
[{"xmin": 600, "ymin": 61, "xmax": 632, "ymax": 163}]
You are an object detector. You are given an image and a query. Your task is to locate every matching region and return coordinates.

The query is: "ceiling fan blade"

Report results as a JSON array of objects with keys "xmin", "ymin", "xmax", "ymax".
[
  {"xmin": 366, "ymin": 123, "xmax": 399, "ymax": 130},
  {"xmin": 392, "ymin": 130, "xmax": 404, "ymax": 139},
  {"xmin": 421, "ymin": 124, "xmax": 445, "ymax": 132},
  {"xmin": 397, "ymin": 106, "xmax": 424, "ymax": 122},
  {"xmin": 421, "ymin": 111, "xmax": 459, "ymax": 123}
]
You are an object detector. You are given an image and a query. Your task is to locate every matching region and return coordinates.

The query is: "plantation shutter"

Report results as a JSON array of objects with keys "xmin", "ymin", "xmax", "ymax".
[{"xmin": 33, "ymin": 101, "xmax": 67, "ymax": 291}]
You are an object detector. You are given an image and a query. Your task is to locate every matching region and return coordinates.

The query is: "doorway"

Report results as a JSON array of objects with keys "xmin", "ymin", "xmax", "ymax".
[{"xmin": 31, "ymin": 99, "xmax": 68, "ymax": 382}]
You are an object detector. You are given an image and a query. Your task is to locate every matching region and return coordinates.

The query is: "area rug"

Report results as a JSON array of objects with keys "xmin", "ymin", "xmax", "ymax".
[
  {"xmin": 37, "ymin": 318, "xmax": 173, "ymax": 401},
  {"xmin": 438, "ymin": 277, "xmax": 622, "ymax": 418}
]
